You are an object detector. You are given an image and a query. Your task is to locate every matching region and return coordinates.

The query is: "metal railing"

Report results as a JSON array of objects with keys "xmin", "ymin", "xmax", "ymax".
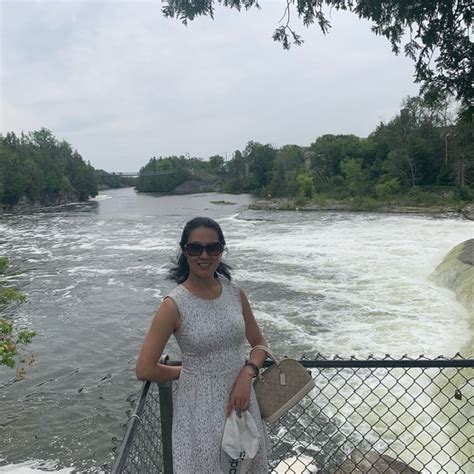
[{"xmin": 111, "ymin": 355, "xmax": 473, "ymax": 473}]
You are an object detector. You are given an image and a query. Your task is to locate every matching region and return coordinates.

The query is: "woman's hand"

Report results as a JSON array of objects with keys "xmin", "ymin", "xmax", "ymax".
[{"xmin": 226, "ymin": 366, "xmax": 254, "ymax": 416}]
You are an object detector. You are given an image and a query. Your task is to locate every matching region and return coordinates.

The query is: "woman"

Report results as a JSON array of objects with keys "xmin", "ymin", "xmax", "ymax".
[{"xmin": 136, "ymin": 216, "xmax": 269, "ymax": 473}]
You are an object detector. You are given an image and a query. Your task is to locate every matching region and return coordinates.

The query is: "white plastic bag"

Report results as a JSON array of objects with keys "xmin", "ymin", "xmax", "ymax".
[{"xmin": 220, "ymin": 410, "xmax": 261, "ymax": 473}]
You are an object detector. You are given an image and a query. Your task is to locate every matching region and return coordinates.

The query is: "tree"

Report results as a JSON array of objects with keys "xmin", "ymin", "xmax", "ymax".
[
  {"xmin": 370, "ymin": 96, "xmax": 450, "ymax": 188},
  {"xmin": 223, "ymin": 150, "xmax": 256, "ymax": 192},
  {"xmin": 135, "ymin": 156, "xmax": 192, "ymax": 193},
  {"xmin": 0, "ymin": 257, "xmax": 35, "ymax": 378},
  {"xmin": 268, "ymin": 145, "xmax": 305, "ymax": 197},
  {"xmin": 209, "ymin": 155, "xmax": 225, "ymax": 175},
  {"xmin": 450, "ymin": 112, "xmax": 474, "ymax": 187},
  {"xmin": 163, "ymin": 1, "xmax": 472, "ymax": 106},
  {"xmin": 244, "ymin": 141, "xmax": 277, "ymax": 190},
  {"xmin": 296, "ymin": 171, "xmax": 314, "ymax": 198},
  {"xmin": 0, "ymin": 129, "xmax": 98, "ymax": 208},
  {"xmin": 309, "ymin": 134, "xmax": 368, "ymax": 186},
  {"xmin": 340, "ymin": 157, "xmax": 370, "ymax": 196}
]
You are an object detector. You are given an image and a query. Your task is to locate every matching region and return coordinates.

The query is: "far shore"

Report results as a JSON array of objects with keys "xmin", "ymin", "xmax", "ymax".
[
  {"xmin": 249, "ymin": 198, "xmax": 474, "ymax": 220},
  {"xmin": 2, "ymin": 189, "xmax": 473, "ymax": 221}
]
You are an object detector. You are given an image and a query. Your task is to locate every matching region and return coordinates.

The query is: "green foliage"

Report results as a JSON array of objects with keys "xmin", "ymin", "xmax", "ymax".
[
  {"xmin": 0, "ymin": 129, "xmax": 98, "ymax": 207},
  {"xmin": 294, "ymin": 195, "xmax": 309, "ymax": 207},
  {"xmin": 309, "ymin": 134, "xmax": 372, "ymax": 185},
  {"xmin": 222, "ymin": 150, "xmax": 255, "ymax": 193},
  {"xmin": 0, "ymin": 287, "xmax": 27, "ymax": 305},
  {"xmin": 348, "ymin": 196, "xmax": 380, "ymax": 211},
  {"xmin": 340, "ymin": 158, "xmax": 370, "ymax": 196},
  {"xmin": 456, "ymin": 186, "xmax": 474, "ymax": 202},
  {"xmin": 0, "ymin": 321, "xmax": 36, "ymax": 370},
  {"xmin": 296, "ymin": 172, "xmax": 314, "ymax": 198},
  {"xmin": 219, "ymin": 94, "xmax": 472, "ymax": 206},
  {"xmin": 0, "ymin": 258, "xmax": 35, "ymax": 374},
  {"xmin": 245, "ymin": 142, "xmax": 277, "ymax": 189},
  {"xmin": 163, "ymin": 1, "xmax": 471, "ymax": 106},
  {"xmin": 96, "ymin": 170, "xmax": 136, "ymax": 189},
  {"xmin": 135, "ymin": 156, "xmax": 193, "ymax": 193},
  {"xmin": 268, "ymin": 145, "xmax": 305, "ymax": 197},
  {"xmin": 209, "ymin": 155, "xmax": 225, "ymax": 175},
  {"xmin": 374, "ymin": 177, "xmax": 401, "ymax": 198}
]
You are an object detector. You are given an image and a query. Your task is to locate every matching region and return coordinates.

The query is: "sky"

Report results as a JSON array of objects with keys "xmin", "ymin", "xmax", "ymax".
[{"xmin": 1, "ymin": 0, "xmax": 420, "ymax": 172}]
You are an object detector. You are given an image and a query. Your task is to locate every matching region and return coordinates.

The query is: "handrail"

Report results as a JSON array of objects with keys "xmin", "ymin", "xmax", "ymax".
[
  {"xmin": 111, "ymin": 355, "xmax": 474, "ymax": 473},
  {"xmin": 111, "ymin": 381, "xmax": 151, "ymax": 474}
]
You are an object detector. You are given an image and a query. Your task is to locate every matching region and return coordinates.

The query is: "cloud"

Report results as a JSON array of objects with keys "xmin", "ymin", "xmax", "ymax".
[
  {"xmin": 0, "ymin": 102, "xmax": 44, "ymax": 132},
  {"xmin": 1, "ymin": 1, "xmax": 419, "ymax": 171}
]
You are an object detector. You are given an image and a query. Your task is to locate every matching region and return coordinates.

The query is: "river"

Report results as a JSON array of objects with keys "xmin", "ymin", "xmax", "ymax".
[{"xmin": 0, "ymin": 187, "xmax": 472, "ymax": 472}]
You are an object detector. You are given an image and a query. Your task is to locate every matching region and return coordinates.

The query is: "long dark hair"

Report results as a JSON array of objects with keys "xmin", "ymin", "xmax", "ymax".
[{"xmin": 168, "ymin": 216, "xmax": 232, "ymax": 284}]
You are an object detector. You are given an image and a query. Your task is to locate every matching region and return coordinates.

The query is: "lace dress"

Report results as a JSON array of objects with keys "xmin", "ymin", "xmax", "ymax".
[{"xmin": 165, "ymin": 275, "xmax": 269, "ymax": 473}]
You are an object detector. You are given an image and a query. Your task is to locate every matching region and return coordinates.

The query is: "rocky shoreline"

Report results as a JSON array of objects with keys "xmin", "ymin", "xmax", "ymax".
[
  {"xmin": 0, "ymin": 190, "xmax": 84, "ymax": 214},
  {"xmin": 249, "ymin": 198, "xmax": 474, "ymax": 220}
]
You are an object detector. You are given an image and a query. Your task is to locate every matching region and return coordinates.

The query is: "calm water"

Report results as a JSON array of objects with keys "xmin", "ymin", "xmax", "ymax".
[{"xmin": 0, "ymin": 188, "xmax": 472, "ymax": 471}]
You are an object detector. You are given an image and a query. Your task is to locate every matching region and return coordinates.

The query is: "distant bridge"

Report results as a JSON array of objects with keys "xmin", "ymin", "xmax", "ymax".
[{"xmin": 99, "ymin": 170, "xmax": 177, "ymax": 178}]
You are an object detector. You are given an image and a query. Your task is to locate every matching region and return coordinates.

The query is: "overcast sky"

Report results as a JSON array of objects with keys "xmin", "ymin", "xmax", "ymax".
[{"xmin": 1, "ymin": 0, "xmax": 420, "ymax": 172}]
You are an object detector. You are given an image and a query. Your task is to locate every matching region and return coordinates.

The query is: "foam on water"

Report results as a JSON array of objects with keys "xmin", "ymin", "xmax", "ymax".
[
  {"xmin": 89, "ymin": 194, "xmax": 112, "ymax": 202},
  {"xmin": 226, "ymin": 212, "xmax": 473, "ymax": 357},
  {"xmin": 0, "ymin": 460, "xmax": 74, "ymax": 473}
]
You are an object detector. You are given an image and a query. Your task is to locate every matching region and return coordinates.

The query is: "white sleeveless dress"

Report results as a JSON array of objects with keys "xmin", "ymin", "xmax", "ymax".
[{"xmin": 165, "ymin": 275, "xmax": 269, "ymax": 473}]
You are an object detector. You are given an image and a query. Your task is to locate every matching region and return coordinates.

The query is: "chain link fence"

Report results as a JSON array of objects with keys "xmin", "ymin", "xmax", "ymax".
[{"xmin": 111, "ymin": 355, "xmax": 473, "ymax": 473}]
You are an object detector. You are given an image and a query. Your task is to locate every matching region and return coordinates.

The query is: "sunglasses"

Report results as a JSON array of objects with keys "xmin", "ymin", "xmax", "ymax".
[{"xmin": 184, "ymin": 241, "xmax": 224, "ymax": 257}]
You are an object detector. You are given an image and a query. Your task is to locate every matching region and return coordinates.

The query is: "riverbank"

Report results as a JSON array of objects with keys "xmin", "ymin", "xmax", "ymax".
[
  {"xmin": 0, "ymin": 190, "xmax": 83, "ymax": 214},
  {"xmin": 249, "ymin": 198, "xmax": 474, "ymax": 220}
]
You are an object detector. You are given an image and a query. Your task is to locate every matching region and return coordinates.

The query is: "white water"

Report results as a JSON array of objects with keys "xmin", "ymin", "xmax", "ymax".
[
  {"xmin": 0, "ymin": 188, "xmax": 472, "ymax": 471},
  {"xmin": 0, "ymin": 459, "xmax": 74, "ymax": 473},
  {"xmin": 224, "ymin": 212, "xmax": 473, "ymax": 357}
]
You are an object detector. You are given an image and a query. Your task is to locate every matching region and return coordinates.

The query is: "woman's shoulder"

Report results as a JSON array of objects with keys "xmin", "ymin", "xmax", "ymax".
[
  {"xmin": 217, "ymin": 273, "xmax": 238, "ymax": 288},
  {"xmin": 163, "ymin": 284, "xmax": 186, "ymax": 305},
  {"xmin": 218, "ymin": 274, "xmax": 243, "ymax": 301},
  {"xmin": 165, "ymin": 283, "xmax": 181, "ymax": 297}
]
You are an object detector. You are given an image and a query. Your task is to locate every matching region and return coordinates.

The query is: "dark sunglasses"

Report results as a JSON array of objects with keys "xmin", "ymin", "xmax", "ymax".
[
  {"xmin": 184, "ymin": 241, "xmax": 224, "ymax": 257},
  {"xmin": 184, "ymin": 242, "xmax": 224, "ymax": 257}
]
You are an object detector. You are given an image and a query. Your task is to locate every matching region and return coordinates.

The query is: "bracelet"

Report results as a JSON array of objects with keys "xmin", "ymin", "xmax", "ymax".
[{"xmin": 244, "ymin": 360, "xmax": 259, "ymax": 378}]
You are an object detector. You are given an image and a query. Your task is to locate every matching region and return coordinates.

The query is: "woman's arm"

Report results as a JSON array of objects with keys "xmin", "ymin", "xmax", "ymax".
[
  {"xmin": 135, "ymin": 297, "xmax": 182, "ymax": 383},
  {"xmin": 241, "ymin": 288, "xmax": 268, "ymax": 368},
  {"xmin": 227, "ymin": 288, "xmax": 267, "ymax": 415}
]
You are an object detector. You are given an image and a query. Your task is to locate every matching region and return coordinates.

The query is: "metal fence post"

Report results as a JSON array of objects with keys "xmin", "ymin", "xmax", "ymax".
[{"xmin": 159, "ymin": 381, "xmax": 174, "ymax": 474}]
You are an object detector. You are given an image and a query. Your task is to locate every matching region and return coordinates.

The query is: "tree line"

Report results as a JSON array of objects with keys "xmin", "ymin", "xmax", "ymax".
[
  {"xmin": 1, "ymin": 95, "xmax": 471, "ymax": 207},
  {"xmin": 0, "ymin": 129, "xmax": 136, "ymax": 208},
  {"xmin": 0, "ymin": 129, "xmax": 98, "ymax": 207},
  {"xmin": 138, "ymin": 96, "xmax": 473, "ymax": 204},
  {"xmin": 135, "ymin": 154, "xmax": 224, "ymax": 193}
]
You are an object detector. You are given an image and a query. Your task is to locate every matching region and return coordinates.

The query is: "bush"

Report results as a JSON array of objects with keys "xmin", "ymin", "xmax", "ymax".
[
  {"xmin": 294, "ymin": 195, "xmax": 308, "ymax": 207},
  {"xmin": 347, "ymin": 196, "xmax": 380, "ymax": 210},
  {"xmin": 0, "ymin": 257, "xmax": 35, "ymax": 377},
  {"xmin": 374, "ymin": 177, "xmax": 401, "ymax": 198},
  {"xmin": 456, "ymin": 186, "xmax": 474, "ymax": 202}
]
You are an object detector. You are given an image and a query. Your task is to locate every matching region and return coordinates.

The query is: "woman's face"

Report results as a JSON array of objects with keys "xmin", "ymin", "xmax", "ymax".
[{"xmin": 184, "ymin": 226, "xmax": 223, "ymax": 279}]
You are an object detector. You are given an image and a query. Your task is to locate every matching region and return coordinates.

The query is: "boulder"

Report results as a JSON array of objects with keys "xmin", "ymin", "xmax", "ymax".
[
  {"xmin": 334, "ymin": 451, "xmax": 420, "ymax": 473},
  {"xmin": 431, "ymin": 239, "xmax": 474, "ymax": 315},
  {"xmin": 274, "ymin": 455, "xmax": 317, "ymax": 473},
  {"xmin": 462, "ymin": 203, "xmax": 474, "ymax": 220}
]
